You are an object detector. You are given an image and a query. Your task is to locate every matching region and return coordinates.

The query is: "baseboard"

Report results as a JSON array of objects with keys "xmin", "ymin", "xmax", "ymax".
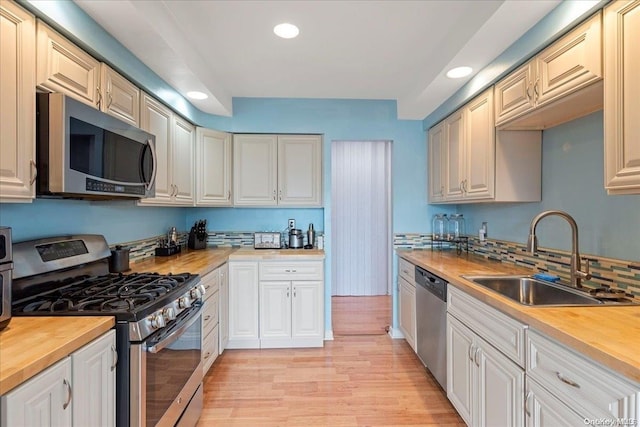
[
  {"xmin": 324, "ymin": 330, "xmax": 334, "ymax": 341},
  {"xmin": 388, "ymin": 326, "xmax": 405, "ymax": 339}
]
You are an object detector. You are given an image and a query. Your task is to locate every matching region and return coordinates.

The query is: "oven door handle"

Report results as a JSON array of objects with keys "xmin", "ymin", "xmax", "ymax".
[{"xmin": 147, "ymin": 305, "xmax": 201, "ymax": 354}]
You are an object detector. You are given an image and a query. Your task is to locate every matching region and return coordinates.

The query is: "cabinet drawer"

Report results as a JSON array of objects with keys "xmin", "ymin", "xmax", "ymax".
[
  {"xmin": 527, "ymin": 329, "xmax": 640, "ymax": 420},
  {"xmin": 448, "ymin": 286, "xmax": 527, "ymax": 367},
  {"xmin": 201, "ymin": 270, "xmax": 220, "ymax": 302},
  {"xmin": 202, "ymin": 324, "xmax": 219, "ymax": 375},
  {"xmin": 259, "ymin": 261, "xmax": 323, "ymax": 281},
  {"xmin": 203, "ymin": 292, "xmax": 219, "ymax": 333},
  {"xmin": 398, "ymin": 258, "xmax": 415, "ymax": 285}
]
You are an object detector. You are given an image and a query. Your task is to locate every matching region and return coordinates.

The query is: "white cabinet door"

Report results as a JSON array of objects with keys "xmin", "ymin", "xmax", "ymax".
[
  {"xmin": 1, "ymin": 358, "xmax": 72, "ymax": 427},
  {"xmin": 139, "ymin": 93, "xmax": 172, "ymax": 204},
  {"xmin": 196, "ymin": 128, "xmax": 232, "ymax": 206},
  {"xmin": 100, "ymin": 64, "xmax": 140, "ymax": 126},
  {"xmin": 464, "ymin": 89, "xmax": 495, "ymax": 200},
  {"xmin": 72, "ymin": 330, "xmax": 116, "ymax": 427},
  {"xmin": 444, "ymin": 110, "xmax": 465, "ymax": 199},
  {"xmin": 260, "ymin": 281, "xmax": 292, "ymax": 340},
  {"xmin": 526, "ymin": 378, "xmax": 585, "ymax": 427},
  {"xmin": 447, "ymin": 314, "xmax": 474, "ymax": 426},
  {"xmin": 233, "ymin": 134, "xmax": 278, "ymax": 206},
  {"xmin": 427, "ymin": 122, "xmax": 445, "ymax": 202},
  {"xmin": 228, "ymin": 262, "xmax": 260, "ymax": 348},
  {"xmin": 277, "ymin": 135, "xmax": 322, "ymax": 206},
  {"xmin": 219, "ymin": 263, "xmax": 229, "ymax": 353},
  {"xmin": 36, "ymin": 20, "xmax": 100, "ymax": 107},
  {"xmin": 171, "ymin": 116, "xmax": 195, "ymax": 205},
  {"xmin": 0, "ymin": 0, "xmax": 36, "ymax": 203},
  {"xmin": 476, "ymin": 336, "xmax": 524, "ymax": 427},
  {"xmin": 291, "ymin": 281, "xmax": 323, "ymax": 339},
  {"xmin": 604, "ymin": 0, "xmax": 640, "ymax": 195},
  {"xmin": 398, "ymin": 277, "xmax": 416, "ymax": 351}
]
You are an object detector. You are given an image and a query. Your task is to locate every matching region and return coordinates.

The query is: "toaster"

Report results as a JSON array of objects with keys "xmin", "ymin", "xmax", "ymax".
[{"xmin": 254, "ymin": 232, "xmax": 282, "ymax": 249}]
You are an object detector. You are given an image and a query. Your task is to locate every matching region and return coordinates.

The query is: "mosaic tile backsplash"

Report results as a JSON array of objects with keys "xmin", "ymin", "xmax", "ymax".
[{"xmin": 394, "ymin": 233, "xmax": 640, "ymax": 300}]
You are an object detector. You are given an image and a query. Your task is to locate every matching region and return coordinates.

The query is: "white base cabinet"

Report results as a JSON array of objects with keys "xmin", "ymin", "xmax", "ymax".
[
  {"xmin": 219, "ymin": 263, "xmax": 229, "ymax": 354},
  {"xmin": 227, "ymin": 262, "xmax": 260, "ymax": 349},
  {"xmin": 1, "ymin": 330, "xmax": 116, "ymax": 427},
  {"xmin": 397, "ymin": 257, "xmax": 416, "ymax": 350},
  {"xmin": 201, "ymin": 267, "xmax": 221, "ymax": 375},
  {"xmin": 228, "ymin": 259, "xmax": 324, "ymax": 349},
  {"xmin": 447, "ymin": 286, "xmax": 527, "ymax": 427}
]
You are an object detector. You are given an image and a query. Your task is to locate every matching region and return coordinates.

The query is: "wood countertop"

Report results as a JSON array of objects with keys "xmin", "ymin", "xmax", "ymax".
[
  {"xmin": 129, "ymin": 247, "xmax": 236, "ymax": 276},
  {"xmin": 229, "ymin": 247, "xmax": 325, "ymax": 260},
  {"xmin": 397, "ymin": 249, "xmax": 640, "ymax": 384},
  {"xmin": 0, "ymin": 316, "xmax": 114, "ymax": 395}
]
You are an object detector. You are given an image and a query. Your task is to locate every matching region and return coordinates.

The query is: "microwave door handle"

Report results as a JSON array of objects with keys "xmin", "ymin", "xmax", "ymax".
[
  {"xmin": 143, "ymin": 138, "xmax": 157, "ymax": 191},
  {"xmin": 146, "ymin": 306, "xmax": 201, "ymax": 354}
]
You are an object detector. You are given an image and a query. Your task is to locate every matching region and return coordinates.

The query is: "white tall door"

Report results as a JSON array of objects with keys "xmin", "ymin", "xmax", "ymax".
[
  {"xmin": 171, "ymin": 116, "xmax": 195, "ymax": 204},
  {"xmin": 447, "ymin": 315, "xmax": 474, "ymax": 426},
  {"xmin": 331, "ymin": 140, "xmax": 391, "ymax": 296},
  {"xmin": 278, "ymin": 135, "xmax": 322, "ymax": 206},
  {"xmin": 260, "ymin": 281, "xmax": 291, "ymax": 339},
  {"xmin": 233, "ymin": 134, "xmax": 278, "ymax": 205},
  {"xmin": 228, "ymin": 262, "xmax": 259, "ymax": 348},
  {"xmin": 444, "ymin": 110, "xmax": 465, "ymax": 199},
  {"xmin": 139, "ymin": 94, "xmax": 172, "ymax": 203},
  {"xmin": 292, "ymin": 281, "xmax": 322, "ymax": 338},
  {"xmin": 196, "ymin": 128, "xmax": 232, "ymax": 206}
]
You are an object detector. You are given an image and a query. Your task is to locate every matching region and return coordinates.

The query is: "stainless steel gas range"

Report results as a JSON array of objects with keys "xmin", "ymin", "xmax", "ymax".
[{"xmin": 11, "ymin": 235, "xmax": 204, "ymax": 427}]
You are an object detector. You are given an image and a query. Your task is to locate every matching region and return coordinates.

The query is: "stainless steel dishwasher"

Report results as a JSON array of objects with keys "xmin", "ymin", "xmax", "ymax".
[{"xmin": 415, "ymin": 266, "xmax": 448, "ymax": 390}]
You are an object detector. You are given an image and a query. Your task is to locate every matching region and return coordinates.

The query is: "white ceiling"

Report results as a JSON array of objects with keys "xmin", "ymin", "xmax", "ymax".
[{"xmin": 74, "ymin": 0, "xmax": 561, "ymax": 120}]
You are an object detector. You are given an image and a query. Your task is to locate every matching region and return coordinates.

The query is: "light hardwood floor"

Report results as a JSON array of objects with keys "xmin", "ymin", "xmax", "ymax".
[
  {"xmin": 198, "ymin": 296, "xmax": 464, "ymax": 426},
  {"xmin": 332, "ymin": 296, "xmax": 391, "ymax": 336}
]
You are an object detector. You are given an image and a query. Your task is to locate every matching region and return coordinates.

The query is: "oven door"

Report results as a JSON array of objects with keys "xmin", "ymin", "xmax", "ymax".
[{"xmin": 131, "ymin": 303, "xmax": 203, "ymax": 427}]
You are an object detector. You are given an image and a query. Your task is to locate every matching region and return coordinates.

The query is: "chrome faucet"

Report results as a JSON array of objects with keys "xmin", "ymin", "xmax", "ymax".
[{"xmin": 527, "ymin": 210, "xmax": 591, "ymax": 289}]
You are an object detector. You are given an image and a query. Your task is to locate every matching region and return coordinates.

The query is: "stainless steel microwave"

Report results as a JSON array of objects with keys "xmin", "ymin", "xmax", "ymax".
[{"xmin": 36, "ymin": 93, "xmax": 156, "ymax": 199}]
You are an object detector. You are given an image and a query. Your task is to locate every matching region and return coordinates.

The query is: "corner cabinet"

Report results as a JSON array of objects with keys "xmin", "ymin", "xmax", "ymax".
[
  {"xmin": 428, "ymin": 88, "xmax": 541, "ymax": 204},
  {"xmin": 603, "ymin": 0, "xmax": 640, "ymax": 195},
  {"xmin": 233, "ymin": 134, "xmax": 322, "ymax": 207},
  {"xmin": 1, "ymin": 330, "xmax": 116, "ymax": 427},
  {"xmin": 0, "ymin": 0, "xmax": 36, "ymax": 203},
  {"xmin": 196, "ymin": 128, "xmax": 232, "ymax": 206},
  {"xmin": 138, "ymin": 93, "xmax": 195, "ymax": 206},
  {"xmin": 494, "ymin": 11, "xmax": 603, "ymax": 130}
]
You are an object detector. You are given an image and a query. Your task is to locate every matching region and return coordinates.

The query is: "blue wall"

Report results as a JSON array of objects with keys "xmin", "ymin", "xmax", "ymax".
[
  {"xmin": 458, "ymin": 111, "xmax": 640, "ymax": 262},
  {"xmin": 0, "ymin": 199, "xmax": 185, "ymax": 245}
]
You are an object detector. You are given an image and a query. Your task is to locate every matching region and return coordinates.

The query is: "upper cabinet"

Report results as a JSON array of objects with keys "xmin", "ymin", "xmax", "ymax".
[
  {"xmin": 36, "ymin": 21, "xmax": 140, "ymax": 126},
  {"xmin": 428, "ymin": 88, "xmax": 541, "ymax": 204},
  {"xmin": 138, "ymin": 93, "xmax": 195, "ymax": 206},
  {"xmin": 233, "ymin": 134, "xmax": 322, "ymax": 207},
  {"xmin": 0, "ymin": 0, "xmax": 36, "ymax": 203},
  {"xmin": 495, "ymin": 11, "xmax": 603, "ymax": 130},
  {"xmin": 603, "ymin": 0, "xmax": 640, "ymax": 195},
  {"xmin": 196, "ymin": 128, "xmax": 233, "ymax": 206}
]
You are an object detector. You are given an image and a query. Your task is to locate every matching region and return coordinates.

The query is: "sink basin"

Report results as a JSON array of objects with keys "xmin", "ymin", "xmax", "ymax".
[{"xmin": 463, "ymin": 275, "xmax": 603, "ymax": 306}]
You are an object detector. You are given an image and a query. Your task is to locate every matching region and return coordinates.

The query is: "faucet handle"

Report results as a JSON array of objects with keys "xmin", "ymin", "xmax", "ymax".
[{"xmin": 580, "ymin": 257, "xmax": 592, "ymax": 281}]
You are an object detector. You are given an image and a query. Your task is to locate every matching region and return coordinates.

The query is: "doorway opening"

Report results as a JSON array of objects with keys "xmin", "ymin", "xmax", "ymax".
[{"xmin": 330, "ymin": 140, "xmax": 392, "ymax": 335}]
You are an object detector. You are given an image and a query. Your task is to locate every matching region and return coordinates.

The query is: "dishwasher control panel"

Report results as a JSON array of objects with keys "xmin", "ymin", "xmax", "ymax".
[{"xmin": 415, "ymin": 266, "xmax": 447, "ymax": 301}]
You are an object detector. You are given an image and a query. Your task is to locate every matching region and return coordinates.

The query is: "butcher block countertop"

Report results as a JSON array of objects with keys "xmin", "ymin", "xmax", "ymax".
[
  {"xmin": 397, "ymin": 249, "xmax": 640, "ymax": 384},
  {"xmin": 0, "ymin": 316, "xmax": 114, "ymax": 394}
]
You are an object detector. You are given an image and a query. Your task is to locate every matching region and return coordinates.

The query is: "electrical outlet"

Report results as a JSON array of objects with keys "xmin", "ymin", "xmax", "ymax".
[{"xmin": 288, "ymin": 219, "xmax": 295, "ymax": 229}]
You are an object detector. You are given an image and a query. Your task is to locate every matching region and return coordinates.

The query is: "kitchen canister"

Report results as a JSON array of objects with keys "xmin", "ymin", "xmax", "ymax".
[
  {"xmin": 448, "ymin": 214, "xmax": 465, "ymax": 240},
  {"xmin": 432, "ymin": 214, "xmax": 448, "ymax": 240},
  {"xmin": 109, "ymin": 245, "xmax": 130, "ymax": 273}
]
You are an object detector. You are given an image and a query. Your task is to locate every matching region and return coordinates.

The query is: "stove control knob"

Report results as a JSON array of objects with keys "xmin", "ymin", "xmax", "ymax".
[
  {"xmin": 178, "ymin": 296, "xmax": 192, "ymax": 309},
  {"xmin": 150, "ymin": 313, "xmax": 166, "ymax": 329},
  {"xmin": 190, "ymin": 287, "xmax": 202, "ymax": 300},
  {"xmin": 163, "ymin": 307, "xmax": 176, "ymax": 321}
]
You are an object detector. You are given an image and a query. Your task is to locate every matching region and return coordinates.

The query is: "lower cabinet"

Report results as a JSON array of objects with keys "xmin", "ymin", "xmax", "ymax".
[
  {"xmin": 219, "ymin": 263, "xmax": 229, "ymax": 353},
  {"xmin": 447, "ymin": 286, "xmax": 526, "ymax": 427},
  {"xmin": 526, "ymin": 329, "xmax": 640, "ymax": 423},
  {"xmin": 227, "ymin": 261, "xmax": 260, "ymax": 349},
  {"xmin": 201, "ymin": 267, "xmax": 221, "ymax": 375},
  {"xmin": 228, "ymin": 259, "xmax": 324, "ymax": 349},
  {"xmin": 398, "ymin": 276, "xmax": 416, "ymax": 350},
  {"xmin": 447, "ymin": 315, "xmax": 524, "ymax": 427},
  {"xmin": 1, "ymin": 330, "xmax": 116, "ymax": 427}
]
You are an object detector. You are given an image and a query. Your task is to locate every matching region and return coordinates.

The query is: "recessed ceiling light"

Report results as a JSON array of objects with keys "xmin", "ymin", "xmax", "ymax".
[
  {"xmin": 186, "ymin": 91, "xmax": 208, "ymax": 100},
  {"xmin": 446, "ymin": 66, "xmax": 473, "ymax": 79},
  {"xmin": 274, "ymin": 23, "xmax": 299, "ymax": 39}
]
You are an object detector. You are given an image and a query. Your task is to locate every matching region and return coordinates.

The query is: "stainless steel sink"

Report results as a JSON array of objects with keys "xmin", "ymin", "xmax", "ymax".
[{"xmin": 463, "ymin": 275, "xmax": 604, "ymax": 306}]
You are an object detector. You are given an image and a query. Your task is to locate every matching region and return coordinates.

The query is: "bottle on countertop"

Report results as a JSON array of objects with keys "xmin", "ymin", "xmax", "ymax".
[
  {"xmin": 479, "ymin": 222, "xmax": 487, "ymax": 242},
  {"xmin": 306, "ymin": 223, "xmax": 316, "ymax": 249}
]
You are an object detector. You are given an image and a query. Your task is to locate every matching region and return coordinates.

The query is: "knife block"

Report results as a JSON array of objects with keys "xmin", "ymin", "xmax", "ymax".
[{"xmin": 188, "ymin": 231, "xmax": 207, "ymax": 250}]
